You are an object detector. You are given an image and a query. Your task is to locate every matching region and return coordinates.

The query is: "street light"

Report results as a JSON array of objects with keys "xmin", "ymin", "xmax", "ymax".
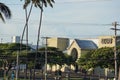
[{"xmin": 110, "ymin": 21, "xmax": 120, "ymax": 80}]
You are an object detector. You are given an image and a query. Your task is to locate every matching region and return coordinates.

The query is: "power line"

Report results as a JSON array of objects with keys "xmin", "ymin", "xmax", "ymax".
[
  {"xmin": 4, "ymin": 0, "xmax": 112, "ymax": 6},
  {"xmin": 3, "ymin": 19, "xmax": 118, "ymax": 26},
  {"xmin": 6, "ymin": 4, "xmax": 23, "ymax": 5},
  {"xmin": 58, "ymin": 0, "xmax": 112, "ymax": 4}
]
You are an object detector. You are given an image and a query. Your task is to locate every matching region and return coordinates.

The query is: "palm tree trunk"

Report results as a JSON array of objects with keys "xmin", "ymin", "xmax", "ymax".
[
  {"xmin": 21, "ymin": 3, "xmax": 33, "ymax": 43},
  {"xmin": 33, "ymin": 3, "xmax": 43, "ymax": 80},
  {"xmin": 118, "ymin": 66, "xmax": 120, "ymax": 80},
  {"xmin": 24, "ymin": 7, "xmax": 29, "ymax": 80},
  {"xmin": 19, "ymin": 3, "xmax": 33, "ymax": 79}
]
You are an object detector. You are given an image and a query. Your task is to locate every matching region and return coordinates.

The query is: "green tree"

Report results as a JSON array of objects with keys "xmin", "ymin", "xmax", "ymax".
[
  {"xmin": 0, "ymin": 43, "xmax": 31, "ymax": 79},
  {"xmin": 0, "ymin": 43, "xmax": 31, "ymax": 69},
  {"xmin": 78, "ymin": 47, "xmax": 113, "ymax": 69},
  {"xmin": 25, "ymin": 47, "xmax": 67, "ymax": 79},
  {"xmin": 38, "ymin": 47, "xmax": 67, "ymax": 68},
  {"xmin": 78, "ymin": 47, "xmax": 120, "ymax": 79},
  {"xmin": 0, "ymin": 3, "xmax": 11, "ymax": 22}
]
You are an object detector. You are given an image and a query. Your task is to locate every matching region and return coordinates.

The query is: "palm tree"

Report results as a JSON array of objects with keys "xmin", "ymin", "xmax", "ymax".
[
  {"xmin": 23, "ymin": 0, "xmax": 55, "ymax": 9},
  {"xmin": 0, "ymin": 3, "xmax": 11, "ymax": 22},
  {"xmin": 21, "ymin": 0, "xmax": 55, "ymax": 44},
  {"xmin": 20, "ymin": 0, "xmax": 55, "ymax": 80},
  {"xmin": 21, "ymin": 0, "xmax": 55, "ymax": 39},
  {"xmin": 0, "ymin": 3, "xmax": 11, "ymax": 79},
  {"xmin": 21, "ymin": 0, "xmax": 55, "ymax": 51}
]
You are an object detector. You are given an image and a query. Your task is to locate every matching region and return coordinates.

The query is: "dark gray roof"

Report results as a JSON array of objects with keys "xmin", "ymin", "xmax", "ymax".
[{"xmin": 75, "ymin": 39, "xmax": 98, "ymax": 49}]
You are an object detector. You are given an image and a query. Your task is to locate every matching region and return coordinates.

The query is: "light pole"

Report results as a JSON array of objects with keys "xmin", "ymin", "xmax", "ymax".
[{"xmin": 110, "ymin": 21, "xmax": 120, "ymax": 80}]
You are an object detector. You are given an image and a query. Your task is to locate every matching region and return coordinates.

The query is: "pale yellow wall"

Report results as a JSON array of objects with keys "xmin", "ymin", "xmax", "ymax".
[
  {"xmin": 57, "ymin": 38, "xmax": 69, "ymax": 51},
  {"xmin": 67, "ymin": 41, "xmax": 81, "ymax": 59},
  {"xmin": 47, "ymin": 38, "xmax": 57, "ymax": 48},
  {"xmin": 46, "ymin": 64, "xmax": 60, "ymax": 71},
  {"xmin": 104, "ymin": 68, "xmax": 114, "ymax": 77},
  {"xmin": 47, "ymin": 37, "xmax": 69, "ymax": 51},
  {"xmin": 98, "ymin": 36, "xmax": 115, "ymax": 48},
  {"xmin": 67, "ymin": 41, "xmax": 92, "ymax": 61}
]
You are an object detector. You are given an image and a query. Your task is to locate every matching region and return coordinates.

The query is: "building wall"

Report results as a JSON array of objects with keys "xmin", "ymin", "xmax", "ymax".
[
  {"xmin": 57, "ymin": 38, "xmax": 69, "ymax": 51},
  {"xmin": 12, "ymin": 36, "xmax": 20, "ymax": 43},
  {"xmin": 47, "ymin": 38, "xmax": 58, "ymax": 48},
  {"xmin": 99, "ymin": 36, "xmax": 120, "ymax": 48},
  {"xmin": 67, "ymin": 40, "xmax": 95, "ymax": 61},
  {"xmin": 67, "ymin": 41, "xmax": 81, "ymax": 60},
  {"xmin": 98, "ymin": 36, "xmax": 115, "ymax": 48},
  {"xmin": 47, "ymin": 37, "xmax": 69, "ymax": 51}
]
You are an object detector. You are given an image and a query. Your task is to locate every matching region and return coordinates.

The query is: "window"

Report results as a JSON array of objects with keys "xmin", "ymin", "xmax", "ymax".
[{"xmin": 71, "ymin": 48, "xmax": 78, "ymax": 61}]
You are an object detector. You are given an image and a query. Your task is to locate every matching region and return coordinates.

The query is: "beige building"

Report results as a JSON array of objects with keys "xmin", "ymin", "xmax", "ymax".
[
  {"xmin": 99, "ymin": 36, "xmax": 120, "ymax": 48},
  {"xmin": 67, "ymin": 39, "xmax": 98, "ymax": 61},
  {"xmin": 66, "ymin": 37, "xmax": 116, "ymax": 78},
  {"xmin": 45, "ymin": 36, "xmax": 120, "ymax": 77},
  {"xmin": 47, "ymin": 37, "xmax": 69, "ymax": 51}
]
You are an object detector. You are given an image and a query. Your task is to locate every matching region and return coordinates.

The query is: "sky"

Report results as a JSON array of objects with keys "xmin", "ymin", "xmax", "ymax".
[{"xmin": 0, "ymin": 0, "xmax": 120, "ymax": 45}]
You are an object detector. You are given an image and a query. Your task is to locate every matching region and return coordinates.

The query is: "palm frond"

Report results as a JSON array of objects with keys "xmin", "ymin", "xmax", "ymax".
[
  {"xmin": 47, "ymin": 0, "xmax": 55, "ymax": 8},
  {"xmin": 0, "ymin": 13, "xmax": 5, "ymax": 22},
  {"xmin": 22, "ymin": 0, "xmax": 55, "ymax": 10},
  {"xmin": 23, "ymin": 0, "xmax": 31, "ymax": 9},
  {"xmin": 0, "ymin": 3, "xmax": 11, "ymax": 19}
]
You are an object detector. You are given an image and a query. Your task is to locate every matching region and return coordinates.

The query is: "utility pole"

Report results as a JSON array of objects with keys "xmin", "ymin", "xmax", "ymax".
[
  {"xmin": 1, "ymin": 38, "xmax": 3, "ymax": 43},
  {"xmin": 111, "ymin": 21, "xmax": 120, "ymax": 80},
  {"xmin": 42, "ymin": 37, "xmax": 48, "ymax": 80},
  {"xmin": 45, "ymin": 37, "xmax": 47, "ymax": 80},
  {"xmin": 16, "ymin": 51, "xmax": 19, "ymax": 80}
]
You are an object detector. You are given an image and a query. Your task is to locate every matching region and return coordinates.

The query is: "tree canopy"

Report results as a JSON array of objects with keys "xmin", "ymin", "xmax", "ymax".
[
  {"xmin": 0, "ymin": 43, "xmax": 31, "ymax": 68},
  {"xmin": 77, "ymin": 47, "xmax": 120, "ymax": 70},
  {"xmin": 21, "ymin": 0, "xmax": 55, "ymax": 10},
  {"xmin": 0, "ymin": 43, "xmax": 75, "ymax": 72}
]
